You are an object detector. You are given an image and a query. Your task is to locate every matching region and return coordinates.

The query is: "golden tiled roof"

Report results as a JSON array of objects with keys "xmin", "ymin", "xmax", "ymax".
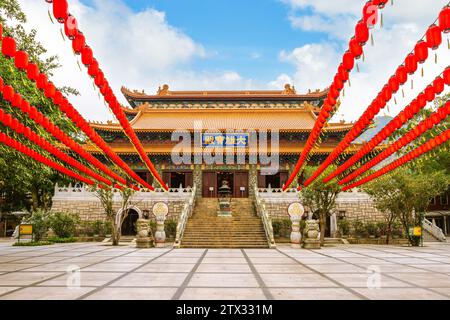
[{"xmin": 90, "ymin": 108, "xmax": 353, "ymax": 132}]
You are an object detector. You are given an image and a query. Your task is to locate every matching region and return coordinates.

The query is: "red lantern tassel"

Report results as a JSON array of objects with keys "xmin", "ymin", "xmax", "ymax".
[{"xmin": 48, "ymin": 10, "xmax": 54, "ymax": 24}]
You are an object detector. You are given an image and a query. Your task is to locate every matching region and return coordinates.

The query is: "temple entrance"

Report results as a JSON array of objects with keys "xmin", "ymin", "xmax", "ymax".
[
  {"xmin": 162, "ymin": 171, "xmax": 193, "ymax": 188},
  {"xmin": 122, "ymin": 209, "xmax": 139, "ymax": 236},
  {"xmin": 202, "ymin": 171, "xmax": 248, "ymax": 198},
  {"xmin": 258, "ymin": 171, "xmax": 289, "ymax": 189}
]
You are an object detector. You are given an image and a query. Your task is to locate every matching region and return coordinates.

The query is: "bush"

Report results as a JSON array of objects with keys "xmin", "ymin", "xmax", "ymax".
[
  {"xmin": 23, "ymin": 209, "xmax": 50, "ymax": 242},
  {"xmin": 338, "ymin": 219, "xmax": 350, "ymax": 236},
  {"xmin": 365, "ymin": 222, "xmax": 378, "ymax": 237},
  {"xmin": 351, "ymin": 219, "xmax": 366, "ymax": 238},
  {"xmin": 376, "ymin": 221, "xmax": 388, "ymax": 237},
  {"xmin": 92, "ymin": 220, "xmax": 104, "ymax": 236},
  {"xmin": 48, "ymin": 236, "xmax": 77, "ymax": 243},
  {"xmin": 392, "ymin": 221, "xmax": 404, "ymax": 238},
  {"xmin": 165, "ymin": 220, "xmax": 177, "ymax": 238},
  {"xmin": 48, "ymin": 212, "xmax": 79, "ymax": 238},
  {"xmin": 13, "ymin": 241, "xmax": 53, "ymax": 246},
  {"xmin": 272, "ymin": 219, "xmax": 292, "ymax": 237}
]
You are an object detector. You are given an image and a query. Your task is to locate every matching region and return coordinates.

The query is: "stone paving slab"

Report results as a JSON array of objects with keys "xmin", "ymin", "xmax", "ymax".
[{"xmin": 0, "ymin": 242, "xmax": 449, "ymax": 300}]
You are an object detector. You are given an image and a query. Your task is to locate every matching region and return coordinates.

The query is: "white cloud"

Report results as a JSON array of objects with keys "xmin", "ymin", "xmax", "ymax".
[
  {"xmin": 277, "ymin": 0, "xmax": 450, "ymax": 121},
  {"xmin": 16, "ymin": 0, "xmax": 257, "ymax": 121}
]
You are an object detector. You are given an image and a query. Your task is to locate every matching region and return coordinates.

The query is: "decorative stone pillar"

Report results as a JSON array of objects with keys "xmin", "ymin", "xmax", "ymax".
[
  {"xmin": 303, "ymin": 219, "xmax": 321, "ymax": 249},
  {"xmin": 330, "ymin": 212, "xmax": 338, "ymax": 238},
  {"xmin": 136, "ymin": 219, "xmax": 153, "ymax": 249},
  {"xmin": 248, "ymin": 164, "xmax": 258, "ymax": 197},
  {"xmin": 153, "ymin": 202, "xmax": 169, "ymax": 248},
  {"xmin": 288, "ymin": 202, "xmax": 304, "ymax": 248},
  {"xmin": 193, "ymin": 164, "xmax": 202, "ymax": 197}
]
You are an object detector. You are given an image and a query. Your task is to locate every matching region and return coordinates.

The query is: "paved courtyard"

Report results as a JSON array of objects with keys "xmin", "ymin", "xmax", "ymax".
[{"xmin": 0, "ymin": 241, "xmax": 450, "ymax": 300}]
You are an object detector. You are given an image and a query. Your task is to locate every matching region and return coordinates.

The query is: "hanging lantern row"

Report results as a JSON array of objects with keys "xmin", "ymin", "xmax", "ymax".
[
  {"xmin": 0, "ymin": 76, "xmax": 137, "ymax": 190},
  {"xmin": 283, "ymin": 0, "xmax": 385, "ymax": 191},
  {"xmin": 339, "ymin": 100, "xmax": 449, "ymax": 185},
  {"xmin": 342, "ymin": 129, "xmax": 450, "ymax": 191},
  {"xmin": 0, "ymin": 107, "xmax": 113, "ymax": 186},
  {"xmin": 0, "ymin": 132, "xmax": 96, "ymax": 186},
  {"xmin": 324, "ymin": 68, "xmax": 450, "ymax": 183},
  {"xmin": 0, "ymin": 28, "xmax": 151, "ymax": 191},
  {"xmin": 44, "ymin": 0, "xmax": 168, "ymax": 191},
  {"xmin": 300, "ymin": 5, "xmax": 450, "ymax": 189}
]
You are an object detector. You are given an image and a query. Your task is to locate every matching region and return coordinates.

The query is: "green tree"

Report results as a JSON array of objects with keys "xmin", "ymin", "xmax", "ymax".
[
  {"xmin": 364, "ymin": 168, "xmax": 448, "ymax": 246},
  {"xmin": 300, "ymin": 165, "xmax": 341, "ymax": 246},
  {"xmin": 94, "ymin": 185, "xmax": 135, "ymax": 246},
  {"xmin": 0, "ymin": 0, "xmax": 82, "ymax": 212}
]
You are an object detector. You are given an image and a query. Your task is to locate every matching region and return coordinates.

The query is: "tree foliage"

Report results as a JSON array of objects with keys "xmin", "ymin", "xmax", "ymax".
[
  {"xmin": 300, "ymin": 165, "xmax": 341, "ymax": 245},
  {"xmin": 0, "ymin": 0, "xmax": 82, "ymax": 212}
]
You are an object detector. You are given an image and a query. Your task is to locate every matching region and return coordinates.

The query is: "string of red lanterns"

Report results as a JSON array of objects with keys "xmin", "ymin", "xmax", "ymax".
[
  {"xmin": 0, "ymin": 76, "xmax": 139, "ymax": 190},
  {"xmin": 340, "ymin": 100, "xmax": 449, "ymax": 185},
  {"xmin": 0, "ymin": 132, "xmax": 96, "ymax": 186},
  {"xmin": 283, "ymin": 0, "xmax": 386, "ymax": 191},
  {"xmin": 323, "ymin": 69, "xmax": 450, "ymax": 183},
  {"xmin": 299, "ymin": 5, "xmax": 449, "ymax": 189},
  {"xmin": 342, "ymin": 129, "xmax": 450, "ymax": 191},
  {"xmin": 0, "ymin": 26, "xmax": 154, "ymax": 191},
  {"xmin": 0, "ymin": 107, "xmax": 113, "ymax": 187},
  {"xmin": 44, "ymin": 0, "xmax": 168, "ymax": 190}
]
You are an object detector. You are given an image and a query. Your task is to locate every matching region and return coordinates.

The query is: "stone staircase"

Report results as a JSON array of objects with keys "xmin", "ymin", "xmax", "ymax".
[{"xmin": 180, "ymin": 198, "xmax": 269, "ymax": 248}]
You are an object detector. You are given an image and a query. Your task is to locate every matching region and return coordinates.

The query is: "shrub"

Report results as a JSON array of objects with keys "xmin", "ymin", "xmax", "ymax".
[
  {"xmin": 272, "ymin": 220, "xmax": 282, "ymax": 237},
  {"xmin": 92, "ymin": 220, "xmax": 104, "ymax": 236},
  {"xmin": 376, "ymin": 221, "xmax": 388, "ymax": 237},
  {"xmin": 48, "ymin": 236, "xmax": 77, "ymax": 243},
  {"xmin": 23, "ymin": 209, "xmax": 50, "ymax": 242},
  {"xmin": 13, "ymin": 241, "xmax": 53, "ymax": 246},
  {"xmin": 351, "ymin": 219, "xmax": 366, "ymax": 238},
  {"xmin": 338, "ymin": 219, "xmax": 350, "ymax": 236},
  {"xmin": 392, "ymin": 221, "xmax": 404, "ymax": 238},
  {"xmin": 165, "ymin": 220, "xmax": 177, "ymax": 238},
  {"xmin": 365, "ymin": 222, "xmax": 378, "ymax": 237},
  {"xmin": 48, "ymin": 212, "xmax": 79, "ymax": 238}
]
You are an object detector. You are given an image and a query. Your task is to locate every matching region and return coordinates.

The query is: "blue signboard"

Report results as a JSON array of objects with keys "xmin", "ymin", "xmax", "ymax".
[{"xmin": 202, "ymin": 133, "xmax": 249, "ymax": 147}]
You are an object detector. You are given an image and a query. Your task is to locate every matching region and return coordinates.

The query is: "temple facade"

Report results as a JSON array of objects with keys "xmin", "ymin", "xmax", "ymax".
[{"xmin": 87, "ymin": 84, "xmax": 358, "ymax": 198}]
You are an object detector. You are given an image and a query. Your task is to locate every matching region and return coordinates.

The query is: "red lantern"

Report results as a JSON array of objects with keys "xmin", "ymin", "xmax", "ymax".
[
  {"xmin": 355, "ymin": 20, "xmax": 369, "ymax": 45},
  {"xmin": 433, "ymin": 77, "xmax": 445, "ymax": 94},
  {"xmin": 88, "ymin": 59, "xmax": 99, "ymax": 77},
  {"xmin": 36, "ymin": 74, "xmax": 48, "ymax": 90},
  {"xmin": 94, "ymin": 71, "xmax": 105, "ymax": 87},
  {"xmin": 14, "ymin": 51, "xmax": 29, "ymax": 70},
  {"xmin": 342, "ymin": 51, "xmax": 355, "ymax": 71},
  {"xmin": 439, "ymin": 5, "xmax": 450, "ymax": 33},
  {"xmin": 72, "ymin": 33, "xmax": 85, "ymax": 54},
  {"xmin": 81, "ymin": 46, "xmax": 93, "ymax": 66},
  {"xmin": 0, "ymin": 23, "xmax": 2, "ymax": 40},
  {"xmin": 64, "ymin": 15, "xmax": 78, "ymax": 40},
  {"xmin": 53, "ymin": 0, "xmax": 69, "ymax": 23},
  {"xmin": 395, "ymin": 65, "xmax": 408, "ymax": 85},
  {"xmin": 425, "ymin": 85, "xmax": 435, "ymax": 102},
  {"xmin": 426, "ymin": 24, "xmax": 442, "ymax": 50},
  {"xmin": 44, "ymin": 82, "xmax": 56, "ymax": 99},
  {"xmin": 349, "ymin": 37, "xmax": 363, "ymax": 59},
  {"xmin": 1, "ymin": 36, "xmax": 17, "ymax": 58},
  {"xmin": 443, "ymin": 67, "xmax": 450, "ymax": 85},
  {"xmin": 404, "ymin": 53, "xmax": 417, "ymax": 75},
  {"xmin": 372, "ymin": 0, "xmax": 388, "ymax": 8},
  {"xmin": 376, "ymin": 94, "xmax": 386, "ymax": 109},
  {"xmin": 418, "ymin": 93, "xmax": 427, "ymax": 108},
  {"xmin": 26, "ymin": 63, "xmax": 39, "ymax": 81},
  {"xmin": 20, "ymin": 100, "xmax": 30, "ymax": 113},
  {"xmin": 414, "ymin": 40, "xmax": 428, "ymax": 63},
  {"xmin": 3, "ymin": 85, "xmax": 14, "ymax": 101},
  {"xmin": 388, "ymin": 75, "xmax": 400, "ymax": 93},
  {"xmin": 53, "ymin": 91, "xmax": 63, "ymax": 105},
  {"xmin": 12, "ymin": 93, "xmax": 22, "ymax": 108},
  {"xmin": 329, "ymin": 84, "xmax": 339, "ymax": 99},
  {"xmin": 363, "ymin": 1, "xmax": 378, "ymax": 29},
  {"xmin": 382, "ymin": 85, "xmax": 392, "ymax": 102},
  {"xmin": 0, "ymin": 77, "xmax": 3, "ymax": 92},
  {"xmin": 338, "ymin": 64, "xmax": 349, "ymax": 82}
]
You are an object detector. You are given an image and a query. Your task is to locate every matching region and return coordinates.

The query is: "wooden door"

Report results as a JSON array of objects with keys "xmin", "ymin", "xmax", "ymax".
[
  {"xmin": 280, "ymin": 171, "xmax": 288, "ymax": 188},
  {"xmin": 234, "ymin": 171, "xmax": 249, "ymax": 198},
  {"xmin": 202, "ymin": 172, "xmax": 217, "ymax": 198},
  {"xmin": 185, "ymin": 172, "xmax": 193, "ymax": 188},
  {"xmin": 257, "ymin": 172, "xmax": 266, "ymax": 188},
  {"xmin": 162, "ymin": 172, "xmax": 171, "ymax": 188}
]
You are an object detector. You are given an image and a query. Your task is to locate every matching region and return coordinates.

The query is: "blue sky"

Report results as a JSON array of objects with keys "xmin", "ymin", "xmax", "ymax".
[{"xmin": 80, "ymin": 0, "xmax": 326, "ymax": 82}]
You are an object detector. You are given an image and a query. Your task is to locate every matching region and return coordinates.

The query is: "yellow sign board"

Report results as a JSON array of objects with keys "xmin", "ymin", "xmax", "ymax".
[
  {"xmin": 19, "ymin": 224, "xmax": 33, "ymax": 236},
  {"xmin": 413, "ymin": 227, "xmax": 422, "ymax": 237}
]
